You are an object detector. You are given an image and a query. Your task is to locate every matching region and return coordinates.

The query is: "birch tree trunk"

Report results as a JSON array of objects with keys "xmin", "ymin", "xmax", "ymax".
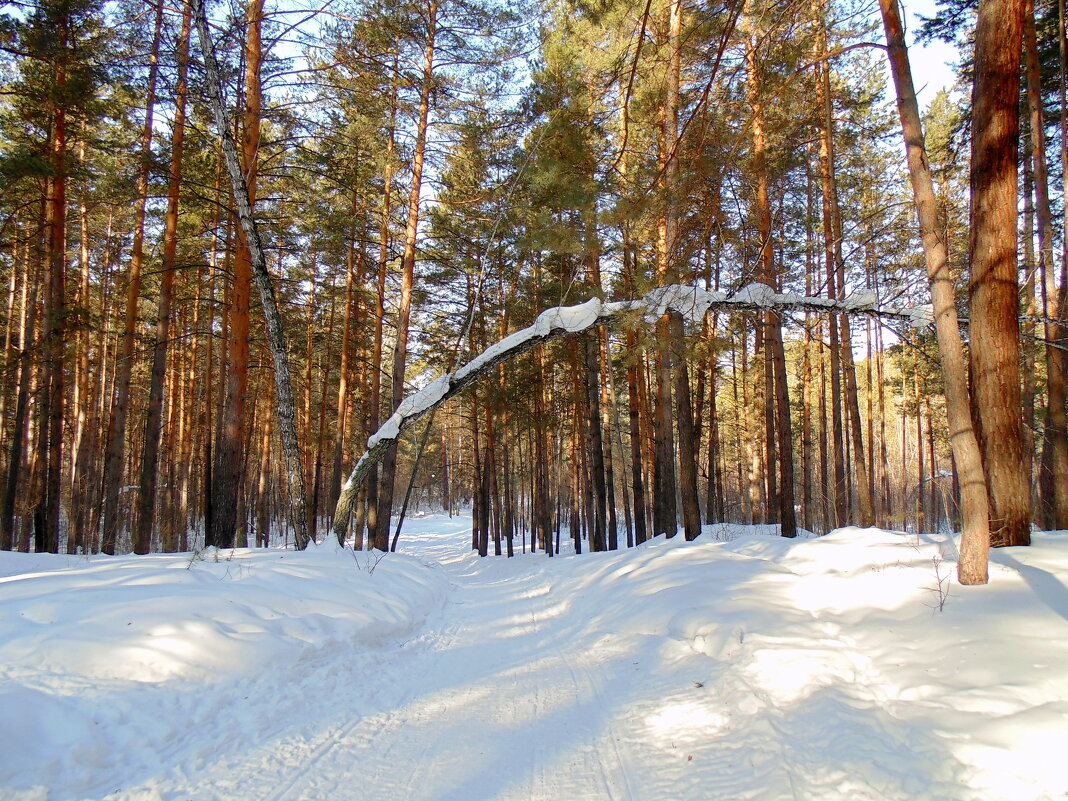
[{"xmin": 193, "ymin": 0, "xmax": 310, "ymax": 550}]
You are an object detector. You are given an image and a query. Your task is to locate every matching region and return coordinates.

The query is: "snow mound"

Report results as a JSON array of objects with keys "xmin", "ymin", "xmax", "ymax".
[
  {"xmin": 0, "ymin": 541, "xmax": 445, "ymax": 685},
  {"xmin": 0, "ymin": 541, "xmax": 448, "ymax": 797},
  {"xmin": 544, "ymin": 526, "xmax": 1068, "ymax": 801}
]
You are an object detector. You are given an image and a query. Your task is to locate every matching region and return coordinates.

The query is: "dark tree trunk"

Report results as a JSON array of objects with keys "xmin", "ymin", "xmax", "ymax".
[
  {"xmin": 584, "ymin": 335, "xmax": 608, "ymax": 551},
  {"xmin": 968, "ymin": 0, "xmax": 1030, "ymax": 547}
]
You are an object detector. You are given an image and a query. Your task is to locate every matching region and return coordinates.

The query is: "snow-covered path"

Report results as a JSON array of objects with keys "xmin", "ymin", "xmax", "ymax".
[
  {"xmin": 153, "ymin": 525, "xmax": 645, "ymax": 801},
  {"xmin": 4, "ymin": 516, "xmax": 1068, "ymax": 800}
]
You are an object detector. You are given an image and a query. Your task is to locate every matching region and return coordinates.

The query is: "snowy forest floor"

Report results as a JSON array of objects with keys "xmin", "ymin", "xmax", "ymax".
[{"xmin": 3, "ymin": 516, "xmax": 1068, "ymax": 801}]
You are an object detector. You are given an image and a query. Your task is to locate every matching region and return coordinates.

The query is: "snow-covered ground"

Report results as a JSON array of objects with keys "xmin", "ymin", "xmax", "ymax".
[{"xmin": 3, "ymin": 516, "xmax": 1068, "ymax": 801}]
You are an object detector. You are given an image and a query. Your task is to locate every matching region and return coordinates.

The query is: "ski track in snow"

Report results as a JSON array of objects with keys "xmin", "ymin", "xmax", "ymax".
[{"xmin": 240, "ymin": 561, "xmax": 639, "ymax": 801}]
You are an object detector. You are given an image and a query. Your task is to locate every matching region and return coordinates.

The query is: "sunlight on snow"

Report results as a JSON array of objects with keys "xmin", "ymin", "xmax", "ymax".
[
  {"xmin": 742, "ymin": 645, "xmax": 868, "ymax": 707},
  {"xmin": 645, "ymin": 701, "xmax": 730, "ymax": 745},
  {"xmin": 784, "ymin": 553, "xmax": 930, "ymax": 616},
  {"xmin": 953, "ymin": 707, "xmax": 1068, "ymax": 800}
]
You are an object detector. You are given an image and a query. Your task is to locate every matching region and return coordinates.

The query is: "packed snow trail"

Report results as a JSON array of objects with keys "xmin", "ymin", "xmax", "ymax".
[
  {"xmin": 3, "ymin": 516, "xmax": 1068, "ymax": 800},
  {"xmin": 148, "ymin": 523, "xmax": 644, "ymax": 801}
]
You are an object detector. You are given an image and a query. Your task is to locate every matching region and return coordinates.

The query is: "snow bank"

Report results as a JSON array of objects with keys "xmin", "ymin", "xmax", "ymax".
[
  {"xmin": 0, "ymin": 541, "xmax": 449, "ymax": 798},
  {"xmin": 537, "ymin": 525, "xmax": 1068, "ymax": 801}
]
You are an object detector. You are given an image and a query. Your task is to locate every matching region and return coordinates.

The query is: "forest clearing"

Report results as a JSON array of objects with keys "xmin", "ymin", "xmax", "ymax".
[{"xmin": 3, "ymin": 515, "xmax": 1068, "ymax": 801}]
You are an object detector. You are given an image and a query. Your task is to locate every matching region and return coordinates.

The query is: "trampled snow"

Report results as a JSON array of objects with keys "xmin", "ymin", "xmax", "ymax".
[{"xmin": 3, "ymin": 518, "xmax": 1067, "ymax": 800}]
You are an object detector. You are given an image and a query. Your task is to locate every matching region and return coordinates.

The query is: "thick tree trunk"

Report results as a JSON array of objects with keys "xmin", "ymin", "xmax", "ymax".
[
  {"xmin": 42, "ymin": 23, "xmax": 71, "ymax": 555},
  {"xmin": 968, "ymin": 0, "xmax": 1030, "ymax": 547}
]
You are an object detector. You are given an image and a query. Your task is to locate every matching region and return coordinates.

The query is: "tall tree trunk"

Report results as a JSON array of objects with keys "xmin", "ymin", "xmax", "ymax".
[
  {"xmin": 41, "ymin": 15, "xmax": 72, "ymax": 555},
  {"xmin": 879, "ymin": 0, "xmax": 992, "ymax": 583},
  {"xmin": 815, "ymin": 77, "xmax": 846, "ymax": 527},
  {"xmin": 813, "ymin": 10, "xmax": 875, "ymax": 528},
  {"xmin": 1, "ymin": 244, "xmax": 40, "ymax": 552},
  {"xmin": 68, "ymin": 141, "xmax": 92, "ymax": 554},
  {"xmin": 748, "ymin": 32, "xmax": 797, "ymax": 537},
  {"xmin": 650, "ymin": 0, "xmax": 683, "ymax": 538},
  {"xmin": 968, "ymin": 0, "xmax": 1030, "ymax": 547},
  {"xmin": 134, "ymin": 2, "xmax": 191, "ymax": 554},
  {"xmin": 330, "ymin": 198, "xmax": 360, "ymax": 517},
  {"xmin": 1059, "ymin": 0, "xmax": 1068, "ymax": 520},
  {"xmin": 363, "ymin": 58, "xmax": 399, "ymax": 550},
  {"xmin": 100, "ymin": 0, "xmax": 164, "ymax": 554},
  {"xmin": 194, "ymin": 0, "xmax": 309, "ymax": 549},
  {"xmin": 1025, "ymin": 1, "xmax": 1068, "ymax": 529},
  {"xmin": 618, "ymin": 84, "xmax": 647, "ymax": 546},
  {"xmin": 375, "ymin": 2, "xmax": 437, "ymax": 551},
  {"xmin": 206, "ymin": 0, "xmax": 260, "ymax": 549}
]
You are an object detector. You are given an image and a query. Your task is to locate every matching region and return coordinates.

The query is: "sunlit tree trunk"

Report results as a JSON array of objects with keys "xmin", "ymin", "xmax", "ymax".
[
  {"xmin": 879, "ymin": 0, "xmax": 991, "ymax": 583},
  {"xmin": 651, "ymin": 0, "xmax": 682, "ymax": 537},
  {"xmin": 205, "ymin": 0, "xmax": 261, "ymax": 549},
  {"xmin": 747, "ymin": 31, "xmax": 796, "ymax": 537},
  {"xmin": 330, "ymin": 200, "xmax": 360, "ymax": 522}
]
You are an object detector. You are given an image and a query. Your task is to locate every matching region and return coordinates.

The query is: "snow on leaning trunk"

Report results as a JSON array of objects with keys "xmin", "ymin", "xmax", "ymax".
[{"xmin": 331, "ymin": 283, "xmax": 919, "ymax": 547}]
